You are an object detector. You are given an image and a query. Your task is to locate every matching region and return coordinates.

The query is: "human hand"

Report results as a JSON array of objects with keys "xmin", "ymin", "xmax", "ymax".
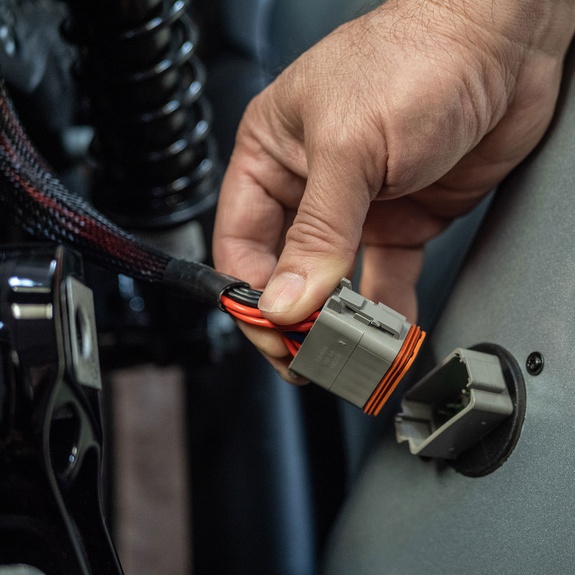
[{"xmin": 213, "ymin": 0, "xmax": 575, "ymax": 381}]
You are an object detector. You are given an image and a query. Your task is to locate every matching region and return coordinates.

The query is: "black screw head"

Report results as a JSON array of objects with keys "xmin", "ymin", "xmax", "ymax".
[{"xmin": 526, "ymin": 352, "xmax": 544, "ymax": 376}]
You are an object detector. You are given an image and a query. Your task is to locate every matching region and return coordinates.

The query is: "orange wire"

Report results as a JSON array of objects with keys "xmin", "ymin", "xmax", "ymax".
[
  {"xmin": 221, "ymin": 294, "xmax": 317, "ymax": 357},
  {"xmin": 221, "ymin": 295, "xmax": 319, "ymax": 332},
  {"xmin": 225, "ymin": 308, "xmax": 277, "ymax": 328},
  {"xmin": 220, "ymin": 296, "xmax": 263, "ymax": 318},
  {"xmin": 282, "ymin": 336, "xmax": 300, "ymax": 357}
]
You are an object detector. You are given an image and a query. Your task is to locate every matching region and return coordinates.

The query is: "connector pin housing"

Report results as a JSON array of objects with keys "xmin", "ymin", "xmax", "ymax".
[{"xmin": 289, "ymin": 279, "xmax": 425, "ymax": 415}]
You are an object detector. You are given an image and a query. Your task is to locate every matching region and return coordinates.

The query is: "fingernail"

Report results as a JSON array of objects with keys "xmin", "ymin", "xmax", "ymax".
[{"xmin": 259, "ymin": 272, "xmax": 306, "ymax": 313}]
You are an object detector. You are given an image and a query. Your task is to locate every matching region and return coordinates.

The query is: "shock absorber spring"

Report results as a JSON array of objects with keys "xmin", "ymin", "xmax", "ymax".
[{"xmin": 64, "ymin": 0, "xmax": 218, "ymax": 229}]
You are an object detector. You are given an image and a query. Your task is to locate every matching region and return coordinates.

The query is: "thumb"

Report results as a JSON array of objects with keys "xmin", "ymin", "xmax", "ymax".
[{"xmin": 258, "ymin": 160, "xmax": 373, "ymax": 324}]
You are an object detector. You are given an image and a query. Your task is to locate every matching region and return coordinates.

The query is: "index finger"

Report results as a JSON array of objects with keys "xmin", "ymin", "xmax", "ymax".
[{"xmin": 213, "ymin": 132, "xmax": 306, "ymax": 289}]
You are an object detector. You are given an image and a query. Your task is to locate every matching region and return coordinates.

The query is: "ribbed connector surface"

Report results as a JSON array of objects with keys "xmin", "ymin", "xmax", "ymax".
[{"xmin": 289, "ymin": 279, "xmax": 425, "ymax": 415}]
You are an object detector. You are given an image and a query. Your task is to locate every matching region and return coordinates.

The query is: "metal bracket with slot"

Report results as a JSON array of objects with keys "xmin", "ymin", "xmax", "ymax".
[{"xmin": 0, "ymin": 245, "xmax": 122, "ymax": 574}]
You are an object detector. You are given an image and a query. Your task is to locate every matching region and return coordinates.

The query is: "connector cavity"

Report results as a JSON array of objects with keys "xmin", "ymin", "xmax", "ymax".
[{"xmin": 395, "ymin": 348, "xmax": 514, "ymax": 459}]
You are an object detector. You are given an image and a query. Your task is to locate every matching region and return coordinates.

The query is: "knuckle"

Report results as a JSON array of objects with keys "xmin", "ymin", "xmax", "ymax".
[{"xmin": 286, "ymin": 210, "xmax": 357, "ymax": 260}]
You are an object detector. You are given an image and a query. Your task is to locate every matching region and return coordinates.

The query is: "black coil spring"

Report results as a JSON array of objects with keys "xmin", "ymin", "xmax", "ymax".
[{"xmin": 64, "ymin": 0, "xmax": 218, "ymax": 228}]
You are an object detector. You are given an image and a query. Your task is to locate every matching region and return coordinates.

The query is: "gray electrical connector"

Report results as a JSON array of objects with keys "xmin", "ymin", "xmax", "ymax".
[
  {"xmin": 395, "ymin": 348, "xmax": 513, "ymax": 459},
  {"xmin": 288, "ymin": 278, "xmax": 414, "ymax": 409}
]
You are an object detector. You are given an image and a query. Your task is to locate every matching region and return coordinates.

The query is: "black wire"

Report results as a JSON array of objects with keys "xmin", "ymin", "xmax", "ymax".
[{"xmin": 224, "ymin": 285, "xmax": 262, "ymax": 307}]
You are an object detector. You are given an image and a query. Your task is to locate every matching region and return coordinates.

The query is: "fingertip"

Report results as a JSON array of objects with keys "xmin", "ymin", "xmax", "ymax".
[{"xmin": 287, "ymin": 369, "xmax": 310, "ymax": 386}]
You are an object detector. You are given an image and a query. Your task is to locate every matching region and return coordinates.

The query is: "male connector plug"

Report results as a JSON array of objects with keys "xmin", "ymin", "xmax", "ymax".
[{"xmin": 288, "ymin": 279, "xmax": 425, "ymax": 415}]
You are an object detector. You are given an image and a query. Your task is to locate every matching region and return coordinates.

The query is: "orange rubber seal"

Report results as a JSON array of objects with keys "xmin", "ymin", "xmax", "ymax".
[{"xmin": 363, "ymin": 326, "xmax": 426, "ymax": 416}]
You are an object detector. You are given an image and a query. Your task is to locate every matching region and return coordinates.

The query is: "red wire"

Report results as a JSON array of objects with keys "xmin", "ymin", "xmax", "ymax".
[{"xmin": 220, "ymin": 295, "xmax": 319, "ymax": 331}]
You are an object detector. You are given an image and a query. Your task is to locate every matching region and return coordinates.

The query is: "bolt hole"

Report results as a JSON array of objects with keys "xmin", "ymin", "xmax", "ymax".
[{"xmin": 75, "ymin": 306, "xmax": 91, "ymax": 360}]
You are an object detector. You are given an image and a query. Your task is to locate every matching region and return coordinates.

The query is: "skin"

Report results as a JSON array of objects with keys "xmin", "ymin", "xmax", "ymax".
[{"xmin": 213, "ymin": 0, "xmax": 575, "ymax": 382}]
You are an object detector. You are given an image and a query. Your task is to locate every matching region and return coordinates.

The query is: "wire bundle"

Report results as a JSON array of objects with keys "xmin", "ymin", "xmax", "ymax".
[
  {"xmin": 221, "ymin": 286, "xmax": 320, "ymax": 356},
  {"xmin": 0, "ymin": 81, "xmax": 171, "ymax": 283}
]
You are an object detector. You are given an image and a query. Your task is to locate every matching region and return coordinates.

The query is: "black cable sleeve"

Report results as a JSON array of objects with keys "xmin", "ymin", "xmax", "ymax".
[
  {"xmin": 0, "ymin": 80, "xmax": 247, "ymax": 307},
  {"xmin": 0, "ymin": 80, "xmax": 171, "ymax": 282},
  {"xmin": 163, "ymin": 259, "xmax": 249, "ymax": 304}
]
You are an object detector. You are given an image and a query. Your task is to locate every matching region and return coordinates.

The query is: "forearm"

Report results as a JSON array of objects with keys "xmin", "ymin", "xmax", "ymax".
[{"xmin": 367, "ymin": 0, "xmax": 575, "ymax": 58}]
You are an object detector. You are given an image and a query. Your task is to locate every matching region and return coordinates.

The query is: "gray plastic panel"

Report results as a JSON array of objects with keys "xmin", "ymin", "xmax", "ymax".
[{"xmin": 323, "ymin": 46, "xmax": 575, "ymax": 575}]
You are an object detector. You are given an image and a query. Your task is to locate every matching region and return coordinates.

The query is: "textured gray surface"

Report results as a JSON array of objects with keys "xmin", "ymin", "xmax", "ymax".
[
  {"xmin": 267, "ymin": 0, "xmax": 381, "ymax": 71},
  {"xmin": 323, "ymin": 47, "xmax": 575, "ymax": 575},
  {"xmin": 218, "ymin": 0, "xmax": 378, "ymax": 71}
]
